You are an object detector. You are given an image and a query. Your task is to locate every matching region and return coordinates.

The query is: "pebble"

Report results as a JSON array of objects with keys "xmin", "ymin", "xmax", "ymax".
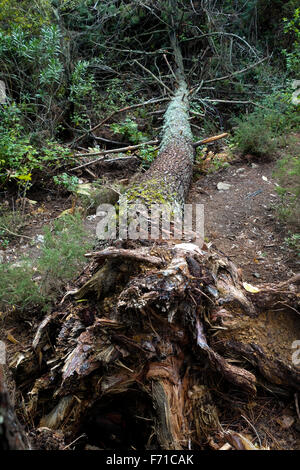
[{"xmin": 217, "ymin": 182, "xmax": 231, "ymax": 191}]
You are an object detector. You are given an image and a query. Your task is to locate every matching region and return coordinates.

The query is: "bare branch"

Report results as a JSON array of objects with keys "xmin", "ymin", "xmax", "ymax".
[
  {"xmin": 134, "ymin": 60, "xmax": 174, "ymax": 95},
  {"xmin": 203, "ymin": 56, "xmax": 269, "ymax": 84}
]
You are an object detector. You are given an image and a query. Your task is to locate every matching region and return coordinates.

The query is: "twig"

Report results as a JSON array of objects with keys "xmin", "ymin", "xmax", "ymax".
[
  {"xmin": 295, "ymin": 393, "xmax": 300, "ymax": 420},
  {"xmin": 241, "ymin": 414, "xmax": 262, "ymax": 448},
  {"xmin": 63, "ymin": 433, "xmax": 86, "ymax": 450},
  {"xmin": 0, "ymin": 226, "xmax": 33, "ymax": 240},
  {"xmin": 134, "ymin": 60, "xmax": 173, "ymax": 95},
  {"xmin": 71, "ymin": 98, "xmax": 169, "ymax": 146},
  {"xmin": 193, "ymin": 133, "xmax": 228, "ymax": 148},
  {"xmin": 202, "ymin": 98, "xmax": 267, "ymax": 109},
  {"xmin": 203, "ymin": 56, "xmax": 269, "ymax": 84},
  {"xmin": 163, "ymin": 54, "xmax": 178, "ymax": 82}
]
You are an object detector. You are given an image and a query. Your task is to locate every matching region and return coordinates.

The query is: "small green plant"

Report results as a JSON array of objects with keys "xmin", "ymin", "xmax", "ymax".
[
  {"xmin": 0, "ymin": 208, "xmax": 27, "ymax": 248},
  {"xmin": 111, "ymin": 118, "xmax": 147, "ymax": 145},
  {"xmin": 284, "ymin": 232, "xmax": 300, "ymax": 255},
  {"xmin": 273, "ymin": 148, "xmax": 300, "ymax": 228},
  {"xmin": 53, "ymin": 173, "xmax": 80, "ymax": 192},
  {"xmin": 139, "ymin": 145, "xmax": 157, "ymax": 169},
  {"xmin": 0, "ymin": 260, "xmax": 44, "ymax": 312},
  {"xmin": 38, "ymin": 213, "xmax": 92, "ymax": 294},
  {"xmin": 282, "ymin": 8, "xmax": 300, "ymax": 75}
]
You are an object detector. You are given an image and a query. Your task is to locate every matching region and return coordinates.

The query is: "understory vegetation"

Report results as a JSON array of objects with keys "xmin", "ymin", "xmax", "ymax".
[{"xmin": 0, "ymin": 213, "xmax": 92, "ymax": 315}]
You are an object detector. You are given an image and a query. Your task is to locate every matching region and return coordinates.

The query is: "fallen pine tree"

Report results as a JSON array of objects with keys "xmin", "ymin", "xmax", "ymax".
[{"xmin": 1, "ymin": 14, "xmax": 300, "ymax": 452}]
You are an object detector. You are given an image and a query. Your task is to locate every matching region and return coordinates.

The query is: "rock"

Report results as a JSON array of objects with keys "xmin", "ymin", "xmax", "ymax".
[
  {"xmin": 34, "ymin": 234, "xmax": 45, "ymax": 244},
  {"xmin": 251, "ymin": 163, "xmax": 258, "ymax": 168},
  {"xmin": 217, "ymin": 182, "xmax": 231, "ymax": 191},
  {"xmin": 235, "ymin": 168, "xmax": 245, "ymax": 174},
  {"xmin": 0, "ymin": 250, "xmax": 4, "ymax": 263},
  {"xmin": 252, "ymin": 272, "xmax": 260, "ymax": 278}
]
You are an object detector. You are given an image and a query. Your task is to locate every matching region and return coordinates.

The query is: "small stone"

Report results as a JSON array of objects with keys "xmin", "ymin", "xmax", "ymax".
[
  {"xmin": 235, "ymin": 168, "xmax": 245, "ymax": 174},
  {"xmin": 217, "ymin": 182, "xmax": 231, "ymax": 191},
  {"xmin": 251, "ymin": 163, "xmax": 258, "ymax": 168},
  {"xmin": 252, "ymin": 272, "xmax": 260, "ymax": 278},
  {"xmin": 34, "ymin": 234, "xmax": 45, "ymax": 244}
]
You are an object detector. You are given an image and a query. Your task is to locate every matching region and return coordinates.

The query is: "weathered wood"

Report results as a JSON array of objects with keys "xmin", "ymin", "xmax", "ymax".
[{"xmin": 0, "ymin": 366, "xmax": 31, "ymax": 450}]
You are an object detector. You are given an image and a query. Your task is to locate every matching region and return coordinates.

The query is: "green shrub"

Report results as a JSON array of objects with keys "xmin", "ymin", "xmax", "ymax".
[
  {"xmin": 38, "ymin": 213, "xmax": 92, "ymax": 293},
  {"xmin": 231, "ymin": 88, "xmax": 300, "ymax": 157},
  {"xmin": 231, "ymin": 112, "xmax": 276, "ymax": 157},
  {"xmin": 0, "ymin": 104, "xmax": 73, "ymax": 187},
  {"xmin": 0, "ymin": 213, "xmax": 93, "ymax": 315}
]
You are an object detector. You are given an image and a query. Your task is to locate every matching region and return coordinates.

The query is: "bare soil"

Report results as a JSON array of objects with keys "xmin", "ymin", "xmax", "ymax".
[{"xmin": 188, "ymin": 160, "xmax": 299, "ymax": 283}]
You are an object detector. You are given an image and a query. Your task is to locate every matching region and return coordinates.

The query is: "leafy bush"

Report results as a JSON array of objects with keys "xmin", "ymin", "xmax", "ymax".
[
  {"xmin": 0, "ymin": 261, "xmax": 44, "ymax": 312},
  {"xmin": 283, "ymin": 7, "xmax": 300, "ymax": 75},
  {"xmin": 231, "ymin": 112, "xmax": 276, "ymax": 157},
  {"xmin": 0, "ymin": 104, "xmax": 72, "ymax": 187}
]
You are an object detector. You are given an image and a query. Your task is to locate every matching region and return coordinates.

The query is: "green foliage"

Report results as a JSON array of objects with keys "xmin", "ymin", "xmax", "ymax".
[
  {"xmin": 0, "ymin": 261, "xmax": 44, "ymax": 312},
  {"xmin": 283, "ymin": 8, "xmax": 300, "ymax": 74},
  {"xmin": 231, "ymin": 87, "xmax": 300, "ymax": 157},
  {"xmin": 38, "ymin": 213, "xmax": 92, "ymax": 292},
  {"xmin": 273, "ymin": 143, "xmax": 300, "ymax": 228},
  {"xmin": 0, "ymin": 103, "xmax": 72, "ymax": 188},
  {"xmin": 284, "ymin": 232, "xmax": 300, "ymax": 255},
  {"xmin": 53, "ymin": 173, "xmax": 80, "ymax": 192},
  {"xmin": 0, "ymin": 213, "xmax": 92, "ymax": 314},
  {"xmin": 231, "ymin": 113, "xmax": 276, "ymax": 157},
  {"xmin": 139, "ymin": 145, "xmax": 158, "ymax": 169},
  {"xmin": 111, "ymin": 118, "xmax": 147, "ymax": 144}
]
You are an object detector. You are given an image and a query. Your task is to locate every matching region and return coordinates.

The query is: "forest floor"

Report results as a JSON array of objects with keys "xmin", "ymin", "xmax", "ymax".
[{"xmin": 0, "ymin": 137, "xmax": 299, "ymax": 450}]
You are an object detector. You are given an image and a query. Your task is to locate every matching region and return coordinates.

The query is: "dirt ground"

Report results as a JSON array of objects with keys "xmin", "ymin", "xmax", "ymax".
[{"xmin": 188, "ymin": 160, "xmax": 299, "ymax": 283}]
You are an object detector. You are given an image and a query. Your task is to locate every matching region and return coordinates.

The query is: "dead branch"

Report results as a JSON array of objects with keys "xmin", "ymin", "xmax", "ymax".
[
  {"xmin": 134, "ymin": 60, "xmax": 174, "ymax": 95},
  {"xmin": 203, "ymin": 56, "xmax": 269, "ymax": 84},
  {"xmin": 70, "ymin": 140, "xmax": 159, "ymax": 170},
  {"xmin": 192, "ymin": 132, "xmax": 228, "ymax": 148},
  {"xmin": 71, "ymin": 98, "xmax": 169, "ymax": 146}
]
